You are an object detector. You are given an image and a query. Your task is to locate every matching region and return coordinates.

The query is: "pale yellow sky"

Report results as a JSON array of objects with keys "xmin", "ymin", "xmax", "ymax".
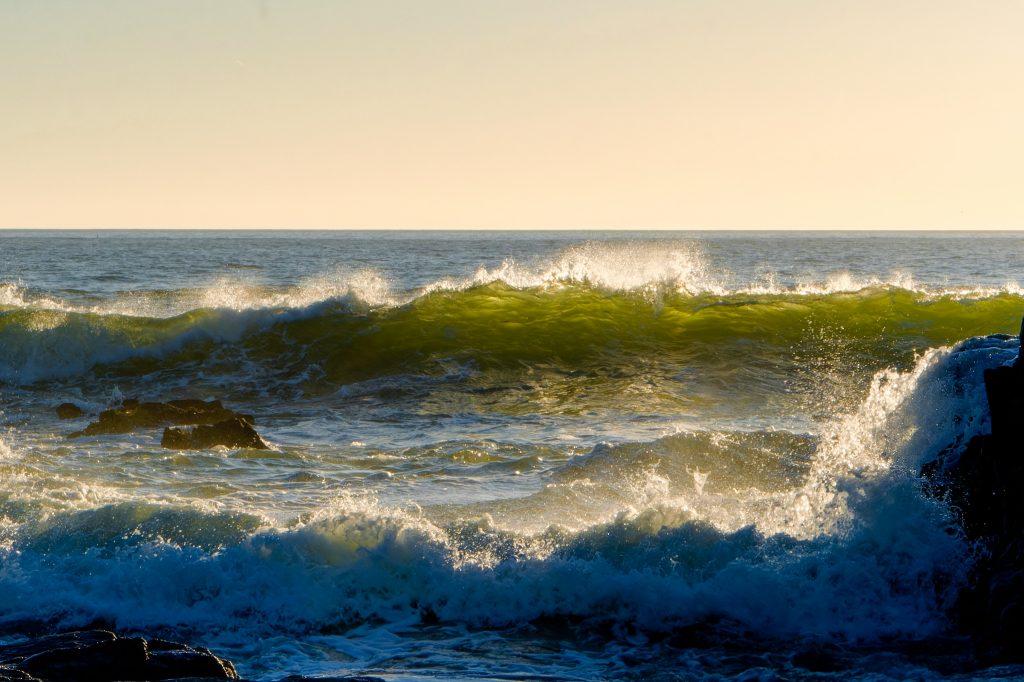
[{"xmin": 2, "ymin": 1, "xmax": 1022, "ymax": 229}]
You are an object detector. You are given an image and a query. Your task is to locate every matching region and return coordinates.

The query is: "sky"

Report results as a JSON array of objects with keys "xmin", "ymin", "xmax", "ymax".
[{"xmin": 1, "ymin": 1, "xmax": 1023, "ymax": 230}]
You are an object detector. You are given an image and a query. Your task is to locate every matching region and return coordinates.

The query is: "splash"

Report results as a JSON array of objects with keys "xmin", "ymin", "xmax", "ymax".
[
  {"xmin": 0, "ymin": 434, "xmax": 14, "ymax": 463},
  {"xmin": 0, "ymin": 338, "xmax": 1003, "ymax": 649},
  {"xmin": 0, "ymin": 281, "xmax": 1020, "ymax": 385},
  {"xmin": 459, "ymin": 242, "xmax": 727, "ymax": 296},
  {"xmin": 2, "ymin": 242, "xmax": 1022, "ymax": 324}
]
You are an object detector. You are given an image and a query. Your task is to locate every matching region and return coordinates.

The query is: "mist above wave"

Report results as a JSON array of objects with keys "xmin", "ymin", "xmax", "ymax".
[{"xmin": 1, "ymin": 241, "xmax": 1021, "ymax": 321}]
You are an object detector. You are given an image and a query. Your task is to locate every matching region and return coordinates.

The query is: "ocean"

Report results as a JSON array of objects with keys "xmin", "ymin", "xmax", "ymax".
[{"xmin": 1, "ymin": 230, "xmax": 1022, "ymax": 680}]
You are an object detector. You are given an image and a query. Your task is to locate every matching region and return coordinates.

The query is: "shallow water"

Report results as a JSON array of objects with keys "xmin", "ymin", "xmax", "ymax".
[{"xmin": 1, "ymin": 230, "xmax": 1023, "ymax": 680}]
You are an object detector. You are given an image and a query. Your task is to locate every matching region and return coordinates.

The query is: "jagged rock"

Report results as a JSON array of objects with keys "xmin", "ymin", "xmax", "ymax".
[
  {"xmin": 55, "ymin": 403, "xmax": 84, "ymax": 420},
  {"xmin": 162, "ymin": 417, "xmax": 269, "ymax": 450},
  {"xmin": 0, "ymin": 631, "xmax": 238, "ymax": 682},
  {"xmin": 68, "ymin": 399, "xmax": 254, "ymax": 438}
]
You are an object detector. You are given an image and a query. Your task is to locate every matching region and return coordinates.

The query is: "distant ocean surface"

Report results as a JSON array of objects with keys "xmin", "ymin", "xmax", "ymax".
[{"xmin": 1, "ymin": 230, "xmax": 1023, "ymax": 680}]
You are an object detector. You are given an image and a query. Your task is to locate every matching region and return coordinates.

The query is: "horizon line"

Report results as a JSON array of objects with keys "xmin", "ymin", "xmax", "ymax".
[{"xmin": 4, "ymin": 227, "xmax": 1024, "ymax": 232}]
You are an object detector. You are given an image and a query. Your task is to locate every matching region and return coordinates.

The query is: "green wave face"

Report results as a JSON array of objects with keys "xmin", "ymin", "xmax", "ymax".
[
  {"xmin": 251, "ymin": 285, "xmax": 1023, "ymax": 382},
  {"xmin": 2, "ymin": 285, "xmax": 1021, "ymax": 404}
]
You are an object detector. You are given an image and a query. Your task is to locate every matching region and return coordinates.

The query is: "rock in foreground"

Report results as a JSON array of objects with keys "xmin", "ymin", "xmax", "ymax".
[
  {"xmin": 162, "ymin": 417, "xmax": 269, "ymax": 450},
  {"xmin": 0, "ymin": 630, "xmax": 238, "ymax": 681},
  {"xmin": 922, "ymin": 320, "xmax": 1024, "ymax": 662}
]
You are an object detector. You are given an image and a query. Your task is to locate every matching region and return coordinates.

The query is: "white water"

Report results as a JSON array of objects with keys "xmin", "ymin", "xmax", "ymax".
[{"xmin": 0, "ymin": 338, "xmax": 1011, "ymax": 678}]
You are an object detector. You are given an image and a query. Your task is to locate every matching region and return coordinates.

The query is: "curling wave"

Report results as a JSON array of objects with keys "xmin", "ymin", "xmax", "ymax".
[{"xmin": 0, "ymin": 280, "xmax": 1020, "ymax": 385}]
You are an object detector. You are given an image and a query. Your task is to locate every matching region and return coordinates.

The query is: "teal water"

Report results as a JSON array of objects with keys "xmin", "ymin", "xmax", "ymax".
[{"xmin": 1, "ymin": 230, "xmax": 1022, "ymax": 680}]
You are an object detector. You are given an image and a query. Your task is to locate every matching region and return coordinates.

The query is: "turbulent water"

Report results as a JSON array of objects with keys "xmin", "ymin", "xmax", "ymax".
[{"xmin": 1, "ymin": 230, "xmax": 1023, "ymax": 680}]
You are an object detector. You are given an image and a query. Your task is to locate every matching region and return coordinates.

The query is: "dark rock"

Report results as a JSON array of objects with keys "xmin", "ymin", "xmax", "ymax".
[
  {"xmin": 20, "ymin": 637, "xmax": 149, "ymax": 681},
  {"xmin": 790, "ymin": 642, "xmax": 846, "ymax": 673},
  {"xmin": 0, "ymin": 669, "xmax": 41, "ymax": 681},
  {"xmin": 0, "ymin": 630, "xmax": 117, "ymax": 665},
  {"xmin": 983, "ymin": 367, "xmax": 1024, "ymax": 447},
  {"xmin": 69, "ymin": 399, "xmax": 254, "ymax": 439},
  {"xmin": 921, "ymin": 318, "xmax": 1024, "ymax": 663},
  {"xmin": 161, "ymin": 417, "xmax": 269, "ymax": 450},
  {"xmin": 146, "ymin": 648, "xmax": 239, "ymax": 679},
  {"xmin": 55, "ymin": 403, "xmax": 85, "ymax": 420},
  {"xmin": 0, "ymin": 631, "xmax": 238, "ymax": 681}
]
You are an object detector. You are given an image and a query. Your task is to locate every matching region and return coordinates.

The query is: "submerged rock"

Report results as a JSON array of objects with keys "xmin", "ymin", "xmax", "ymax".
[
  {"xmin": 922, "ymin": 318, "xmax": 1024, "ymax": 662},
  {"xmin": 162, "ymin": 417, "xmax": 269, "ymax": 450},
  {"xmin": 0, "ymin": 630, "xmax": 237, "ymax": 681},
  {"xmin": 54, "ymin": 402, "xmax": 84, "ymax": 420},
  {"xmin": 68, "ymin": 399, "xmax": 254, "ymax": 438}
]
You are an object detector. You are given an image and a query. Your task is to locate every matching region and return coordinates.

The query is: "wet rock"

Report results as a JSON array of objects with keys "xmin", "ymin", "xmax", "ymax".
[
  {"xmin": 145, "ymin": 647, "xmax": 239, "ymax": 679},
  {"xmin": 55, "ymin": 402, "xmax": 84, "ymax": 420},
  {"xmin": 0, "ymin": 630, "xmax": 117, "ymax": 666},
  {"xmin": 922, "ymin": 318, "xmax": 1024, "ymax": 662},
  {"xmin": 69, "ymin": 399, "xmax": 253, "ymax": 438},
  {"xmin": 162, "ymin": 417, "xmax": 269, "ymax": 450},
  {"xmin": 20, "ymin": 637, "xmax": 150, "ymax": 681},
  {"xmin": 0, "ymin": 630, "xmax": 238, "ymax": 681},
  {"xmin": 0, "ymin": 669, "xmax": 41, "ymax": 682}
]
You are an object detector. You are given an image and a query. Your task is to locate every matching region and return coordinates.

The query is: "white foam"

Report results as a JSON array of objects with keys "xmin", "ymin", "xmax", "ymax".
[
  {"xmin": 0, "ymin": 283, "xmax": 73, "ymax": 312},
  {"xmin": 464, "ymin": 242, "xmax": 728, "ymax": 296},
  {"xmin": 4, "ymin": 244, "xmax": 1019, "ymax": 325},
  {"xmin": 5, "ymin": 328, "xmax": 1002, "ymax": 644},
  {"xmin": 0, "ymin": 435, "xmax": 15, "ymax": 463},
  {"xmin": 196, "ymin": 270, "xmax": 398, "ymax": 312}
]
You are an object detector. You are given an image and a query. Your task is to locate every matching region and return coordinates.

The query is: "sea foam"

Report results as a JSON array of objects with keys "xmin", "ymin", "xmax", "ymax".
[{"xmin": 0, "ymin": 339, "xmax": 1005, "ymax": 654}]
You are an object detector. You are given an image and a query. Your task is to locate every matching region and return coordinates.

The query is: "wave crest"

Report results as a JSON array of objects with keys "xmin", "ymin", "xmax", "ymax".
[{"xmin": 1, "ymin": 282, "xmax": 1021, "ymax": 385}]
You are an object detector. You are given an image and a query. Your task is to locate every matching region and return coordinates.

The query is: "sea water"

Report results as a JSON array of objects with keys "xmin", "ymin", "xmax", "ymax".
[{"xmin": 1, "ymin": 230, "xmax": 1023, "ymax": 680}]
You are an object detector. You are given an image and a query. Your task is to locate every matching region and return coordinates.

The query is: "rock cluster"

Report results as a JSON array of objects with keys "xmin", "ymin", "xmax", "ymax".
[
  {"xmin": 0, "ymin": 630, "xmax": 237, "ymax": 681},
  {"xmin": 68, "ymin": 399, "xmax": 251, "ymax": 437},
  {"xmin": 922, "ymin": 319, "xmax": 1024, "ymax": 662},
  {"xmin": 62, "ymin": 399, "xmax": 267, "ymax": 450},
  {"xmin": 0, "ymin": 630, "xmax": 384, "ymax": 682}
]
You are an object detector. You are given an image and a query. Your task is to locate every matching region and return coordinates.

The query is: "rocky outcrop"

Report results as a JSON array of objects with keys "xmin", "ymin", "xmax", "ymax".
[
  {"xmin": 0, "ymin": 631, "xmax": 384, "ymax": 682},
  {"xmin": 921, "ymin": 319, "xmax": 1024, "ymax": 662},
  {"xmin": 0, "ymin": 630, "xmax": 237, "ymax": 681},
  {"xmin": 162, "ymin": 417, "xmax": 269, "ymax": 450},
  {"xmin": 64, "ymin": 398, "xmax": 268, "ymax": 449},
  {"xmin": 68, "ymin": 399, "xmax": 252, "ymax": 438}
]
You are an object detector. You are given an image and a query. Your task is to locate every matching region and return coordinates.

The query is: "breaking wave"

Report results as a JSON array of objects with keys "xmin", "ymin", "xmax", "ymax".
[
  {"xmin": 0, "ymin": 338, "xmax": 1010, "ymax": 648},
  {"xmin": 0, "ymin": 278, "xmax": 1020, "ymax": 385}
]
